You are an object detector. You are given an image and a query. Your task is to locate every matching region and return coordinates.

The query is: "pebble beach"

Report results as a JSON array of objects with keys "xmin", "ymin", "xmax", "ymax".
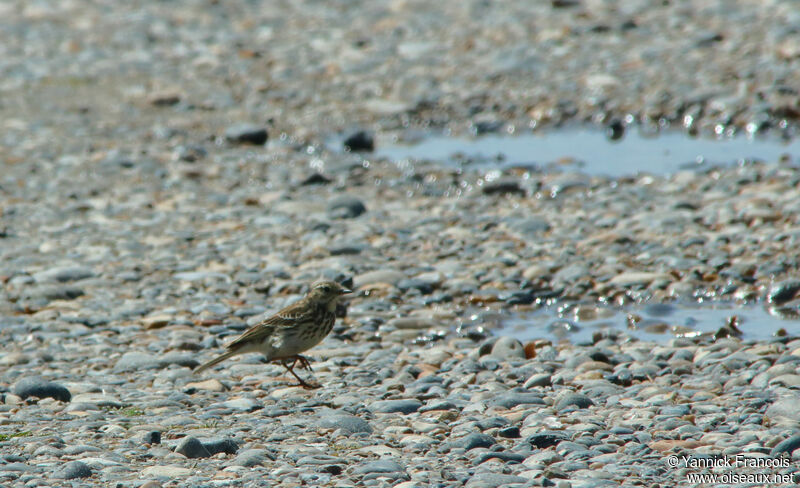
[{"xmin": 2, "ymin": 0, "xmax": 800, "ymax": 486}]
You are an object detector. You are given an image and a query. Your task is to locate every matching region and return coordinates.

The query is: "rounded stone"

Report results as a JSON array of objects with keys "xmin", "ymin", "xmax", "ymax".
[
  {"xmin": 55, "ymin": 461, "xmax": 92, "ymax": 480},
  {"xmin": 368, "ymin": 399, "xmax": 423, "ymax": 414},
  {"xmin": 12, "ymin": 377, "xmax": 71, "ymax": 402}
]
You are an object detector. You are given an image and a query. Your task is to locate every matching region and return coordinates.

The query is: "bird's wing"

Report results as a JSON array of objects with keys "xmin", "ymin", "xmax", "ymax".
[{"xmin": 226, "ymin": 298, "xmax": 315, "ymax": 350}]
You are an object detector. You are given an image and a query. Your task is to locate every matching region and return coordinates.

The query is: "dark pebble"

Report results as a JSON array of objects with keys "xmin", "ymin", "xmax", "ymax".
[
  {"xmin": 527, "ymin": 431, "xmax": 569, "ymax": 449},
  {"xmin": 482, "ymin": 179, "xmax": 524, "ymax": 196},
  {"xmin": 327, "ymin": 195, "xmax": 367, "ymax": 219},
  {"xmin": 301, "ymin": 173, "xmax": 332, "ymax": 185},
  {"xmin": 606, "ymin": 119, "xmax": 625, "ymax": 140},
  {"xmin": 224, "ymin": 124, "xmax": 268, "ymax": 145},
  {"xmin": 768, "ymin": 279, "xmax": 800, "ymax": 305},
  {"xmin": 473, "ymin": 451, "xmax": 526, "ymax": 465},
  {"xmin": 141, "ymin": 431, "xmax": 161, "ymax": 445},
  {"xmin": 175, "ymin": 436, "xmax": 211, "ymax": 459},
  {"xmin": 499, "ymin": 426, "xmax": 521, "ymax": 439},
  {"xmin": 204, "ymin": 438, "xmax": 239, "ymax": 456},
  {"xmin": 343, "ymin": 130, "xmax": 374, "ymax": 152},
  {"xmin": 12, "ymin": 377, "xmax": 71, "ymax": 402}
]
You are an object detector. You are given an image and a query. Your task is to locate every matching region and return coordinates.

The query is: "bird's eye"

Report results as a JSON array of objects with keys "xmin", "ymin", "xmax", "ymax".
[{"xmin": 320, "ymin": 285, "xmax": 331, "ymax": 293}]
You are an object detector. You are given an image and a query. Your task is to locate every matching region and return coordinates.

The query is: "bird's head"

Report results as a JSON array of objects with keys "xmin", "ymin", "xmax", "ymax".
[{"xmin": 307, "ymin": 280, "xmax": 351, "ymax": 303}]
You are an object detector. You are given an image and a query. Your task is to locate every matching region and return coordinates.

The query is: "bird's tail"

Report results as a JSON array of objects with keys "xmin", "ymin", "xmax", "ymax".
[{"xmin": 194, "ymin": 350, "xmax": 239, "ymax": 374}]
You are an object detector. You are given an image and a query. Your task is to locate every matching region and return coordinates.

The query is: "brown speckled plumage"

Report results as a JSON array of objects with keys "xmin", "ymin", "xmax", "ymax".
[{"xmin": 194, "ymin": 280, "xmax": 350, "ymax": 388}]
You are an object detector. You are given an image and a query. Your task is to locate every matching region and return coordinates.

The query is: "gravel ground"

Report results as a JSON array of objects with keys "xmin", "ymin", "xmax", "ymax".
[{"xmin": 2, "ymin": 0, "xmax": 800, "ymax": 486}]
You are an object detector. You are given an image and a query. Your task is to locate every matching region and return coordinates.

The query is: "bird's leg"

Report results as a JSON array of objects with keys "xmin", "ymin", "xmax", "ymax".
[
  {"xmin": 294, "ymin": 355, "xmax": 313, "ymax": 371},
  {"xmin": 279, "ymin": 358, "xmax": 320, "ymax": 389}
]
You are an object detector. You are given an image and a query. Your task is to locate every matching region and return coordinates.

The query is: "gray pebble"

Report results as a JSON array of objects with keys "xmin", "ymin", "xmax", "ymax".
[
  {"xmin": 327, "ymin": 195, "xmax": 367, "ymax": 219},
  {"xmin": 55, "ymin": 461, "xmax": 92, "ymax": 480},
  {"xmin": 33, "ymin": 265, "xmax": 96, "ymax": 283},
  {"xmin": 490, "ymin": 392, "xmax": 545, "ymax": 409},
  {"xmin": 555, "ymin": 393, "xmax": 595, "ymax": 411},
  {"xmin": 230, "ymin": 449, "xmax": 272, "ymax": 468},
  {"xmin": 770, "ymin": 435, "xmax": 800, "ymax": 457},
  {"xmin": 465, "ymin": 473, "xmax": 527, "ymax": 487},
  {"xmin": 368, "ymin": 399, "xmax": 422, "ymax": 414},
  {"xmin": 490, "ymin": 336, "xmax": 526, "ymax": 360},
  {"xmin": 449, "ymin": 432, "xmax": 496, "ymax": 451},
  {"xmin": 175, "ymin": 437, "xmax": 211, "ymax": 459},
  {"xmin": 354, "ymin": 459, "xmax": 408, "ymax": 479},
  {"xmin": 316, "ymin": 413, "xmax": 373, "ymax": 434}
]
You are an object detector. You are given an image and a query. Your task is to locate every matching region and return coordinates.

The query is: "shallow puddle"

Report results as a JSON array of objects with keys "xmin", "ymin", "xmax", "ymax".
[
  {"xmin": 495, "ymin": 302, "xmax": 799, "ymax": 344},
  {"xmin": 373, "ymin": 128, "xmax": 800, "ymax": 176}
]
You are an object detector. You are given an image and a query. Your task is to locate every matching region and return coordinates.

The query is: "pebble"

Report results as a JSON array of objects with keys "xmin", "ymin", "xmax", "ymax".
[
  {"xmin": 316, "ymin": 413, "xmax": 373, "ymax": 434},
  {"xmin": 327, "ymin": 195, "xmax": 367, "ymax": 219},
  {"xmin": 448, "ymin": 432, "xmax": 496, "ymax": 451},
  {"xmin": 224, "ymin": 124, "xmax": 268, "ymax": 145},
  {"xmin": 343, "ymin": 130, "xmax": 375, "ymax": 152},
  {"xmin": 141, "ymin": 466, "xmax": 192, "ymax": 478},
  {"xmin": 3, "ymin": 2, "xmax": 799, "ymax": 486},
  {"xmin": 12, "ymin": 377, "xmax": 72, "ymax": 402},
  {"xmin": 54, "ymin": 461, "xmax": 92, "ymax": 480},
  {"xmin": 555, "ymin": 393, "xmax": 595, "ymax": 411},
  {"xmin": 175, "ymin": 437, "xmax": 210, "ymax": 459},
  {"xmin": 230, "ymin": 449, "xmax": 272, "ymax": 467},
  {"xmin": 369, "ymin": 400, "xmax": 423, "ymax": 414}
]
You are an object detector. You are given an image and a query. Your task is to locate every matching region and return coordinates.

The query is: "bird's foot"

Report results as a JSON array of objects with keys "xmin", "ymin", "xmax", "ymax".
[{"xmin": 294, "ymin": 355, "xmax": 313, "ymax": 371}]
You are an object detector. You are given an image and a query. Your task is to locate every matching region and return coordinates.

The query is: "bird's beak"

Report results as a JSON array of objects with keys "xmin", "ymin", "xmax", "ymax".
[{"xmin": 340, "ymin": 288, "xmax": 352, "ymax": 295}]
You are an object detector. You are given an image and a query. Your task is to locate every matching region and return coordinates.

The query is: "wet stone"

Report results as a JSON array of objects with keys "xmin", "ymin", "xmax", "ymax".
[
  {"xmin": 343, "ymin": 130, "xmax": 375, "ymax": 152},
  {"xmin": 767, "ymin": 279, "xmax": 800, "ymax": 304}
]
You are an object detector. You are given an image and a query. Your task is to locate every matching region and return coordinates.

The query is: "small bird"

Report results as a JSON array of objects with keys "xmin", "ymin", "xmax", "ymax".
[{"xmin": 194, "ymin": 280, "xmax": 351, "ymax": 388}]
